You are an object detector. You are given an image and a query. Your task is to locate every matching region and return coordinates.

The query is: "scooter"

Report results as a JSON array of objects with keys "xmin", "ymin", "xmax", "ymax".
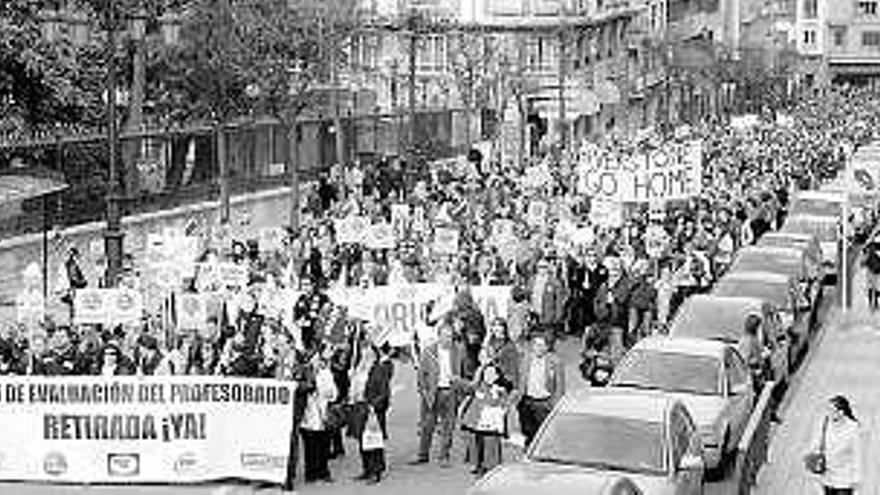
[{"xmin": 578, "ymin": 324, "xmax": 617, "ymax": 387}]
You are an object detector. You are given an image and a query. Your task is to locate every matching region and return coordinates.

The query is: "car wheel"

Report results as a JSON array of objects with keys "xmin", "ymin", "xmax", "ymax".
[{"xmin": 705, "ymin": 429, "xmax": 730, "ymax": 482}]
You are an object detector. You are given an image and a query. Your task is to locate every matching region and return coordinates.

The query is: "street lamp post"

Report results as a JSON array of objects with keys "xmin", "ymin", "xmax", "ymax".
[{"xmin": 104, "ymin": 6, "xmax": 124, "ymax": 288}]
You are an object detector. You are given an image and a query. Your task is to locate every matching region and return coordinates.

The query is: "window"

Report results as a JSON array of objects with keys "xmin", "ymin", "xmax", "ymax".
[
  {"xmin": 349, "ymin": 34, "xmax": 379, "ymax": 70},
  {"xmin": 803, "ymin": 29, "xmax": 817, "ymax": 46},
  {"xmin": 863, "ymin": 30, "xmax": 880, "ymax": 46},
  {"xmin": 526, "ymin": 36, "xmax": 555, "ymax": 71},
  {"xmin": 803, "ymin": 0, "xmax": 818, "ymax": 18},
  {"xmin": 832, "ymin": 26, "xmax": 847, "ymax": 47},
  {"xmin": 859, "ymin": 1, "xmax": 878, "ymax": 15},
  {"xmin": 416, "ymin": 35, "xmax": 447, "ymax": 72}
]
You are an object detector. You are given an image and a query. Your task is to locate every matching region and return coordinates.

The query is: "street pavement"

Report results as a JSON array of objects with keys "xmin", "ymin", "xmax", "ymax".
[{"xmin": 754, "ymin": 265, "xmax": 880, "ymax": 495}]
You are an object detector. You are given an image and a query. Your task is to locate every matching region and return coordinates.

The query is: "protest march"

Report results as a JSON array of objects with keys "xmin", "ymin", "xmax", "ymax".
[{"xmin": 0, "ymin": 83, "xmax": 878, "ymax": 492}]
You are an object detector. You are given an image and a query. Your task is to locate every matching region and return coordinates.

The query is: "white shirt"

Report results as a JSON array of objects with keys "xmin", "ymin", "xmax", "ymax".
[
  {"xmin": 819, "ymin": 419, "xmax": 862, "ymax": 488},
  {"xmin": 301, "ymin": 367, "xmax": 338, "ymax": 431},
  {"xmin": 527, "ymin": 356, "xmax": 550, "ymax": 400},
  {"xmin": 437, "ymin": 346, "xmax": 452, "ymax": 388}
]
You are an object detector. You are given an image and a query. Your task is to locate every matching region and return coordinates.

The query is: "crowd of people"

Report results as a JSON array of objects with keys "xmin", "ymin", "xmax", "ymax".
[{"xmin": 1, "ymin": 84, "xmax": 880, "ymax": 490}]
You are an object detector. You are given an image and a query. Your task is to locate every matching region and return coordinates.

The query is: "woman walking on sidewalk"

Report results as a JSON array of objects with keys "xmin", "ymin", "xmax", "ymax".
[{"xmin": 808, "ymin": 395, "xmax": 862, "ymax": 495}]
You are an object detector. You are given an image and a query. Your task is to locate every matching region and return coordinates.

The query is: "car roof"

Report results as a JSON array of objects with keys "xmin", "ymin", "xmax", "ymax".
[
  {"xmin": 738, "ymin": 245, "xmax": 804, "ymax": 258},
  {"xmin": 720, "ymin": 270, "xmax": 794, "ymax": 285},
  {"xmin": 630, "ymin": 335, "xmax": 728, "ymax": 359},
  {"xmin": 760, "ymin": 231, "xmax": 817, "ymax": 243},
  {"xmin": 794, "ymin": 190, "xmax": 846, "ymax": 202},
  {"xmin": 562, "ymin": 387, "xmax": 679, "ymax": 423},
  {"xmin": 786, "ymin": 214, "xmax": 839, "ymax": 224},
  {"xmin": 685, "ymin": 293, "xmax": 769, "ymax": 310}
]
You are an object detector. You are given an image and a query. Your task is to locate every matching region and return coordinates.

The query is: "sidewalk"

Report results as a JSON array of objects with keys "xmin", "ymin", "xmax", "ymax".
[{"xmin": 754, "ymin": 266, "xmax": 880, "ymax": 495}]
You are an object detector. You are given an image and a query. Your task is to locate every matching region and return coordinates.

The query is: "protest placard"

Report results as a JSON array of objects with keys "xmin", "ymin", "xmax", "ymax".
[
  {"xmin": 391, "ymin": 204, "xmax": 410, "ymax": 238},
  {"xmin": 259, "ymin": 227, "xmax": 285, "ymax": 253},
  {"xmin": 178, "ymin": 293, "xmax": 208, "ymax": 330},
  {"xmin": 433, "ymin": 227, "xmax": 460, "ymax": 255},
  {"xmin": 578, "ymin": 140, "xmax": 703, "ymax": 203},
  {"xmin": 366, "ymin": 222, "xmax": 396, "ymax": 250},
  {"xmin": 110, "ymin": 288, "xmax": 143, "ymax": 324},
  {"xmin": 334, "ymin": 215, "xmax": 370, "ymax": 244},
  {"xmin": 527, "ymin": 200, "xmax": 548, "ymax": 226},
  {"xmin": 590, "ymin": 198, "xmax": 624, "ymax": 227},
  {"xmin": 16, "ymin": 291, "xmax": 45, "ymax": 325},
  {"xmin": 73, "ymin": 288, "xmax": 110, "ymax": 325},
  {"xmin": 0, "ymin": 376, "xmax": 294, "ymax": 484},
  {"xmin": 217, "ymin": 262, "xmax": 249, "ymax": 290},
  {"xmin": 646, "ymin": 225, "xmax": 669, "ymax": 258},
  {"xmin": 469, "ymin": 286, "xmax": 512, "ymax": 322}
]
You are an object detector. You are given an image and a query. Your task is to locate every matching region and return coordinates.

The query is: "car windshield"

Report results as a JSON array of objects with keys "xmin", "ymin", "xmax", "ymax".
[
  {"xmin": 612, "ymin": 349, "xmax": 721, "ymax": 396},
  {"xmin": 731, "ymin": 252, "xmax": 801, "ymax": 276},
  {"xmin": 530, "ymin": 412, "xmax": 666, "ymax": 476},
  {"xmin": 784, "ymin": 219, "xmax": 838, "ymax": 243},
  {"xmin": 760, "ymin": 236, "xmax": 808, "ymax": 250},
  {"xmin": 791, "ymin": 198, "xmax": 842, "ymax": 218},
  {"xmin": 672, "ymin": 301, "xmax": 754, "ymax": 343},
  {"xmin": 714, "ymin": 280, "xmax": 790, "ymax": 309}
]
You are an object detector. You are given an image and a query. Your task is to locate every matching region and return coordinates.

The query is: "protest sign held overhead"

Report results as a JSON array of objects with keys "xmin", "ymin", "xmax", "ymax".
[{"xmin": 578, "ymin": 140, "xmax": 703, "ymax": 203}]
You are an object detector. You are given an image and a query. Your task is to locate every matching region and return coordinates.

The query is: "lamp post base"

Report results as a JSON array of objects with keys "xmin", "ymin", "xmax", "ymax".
[{"xmin": 104, "ymin": 228, "xmax": 124, "ymax": 288}]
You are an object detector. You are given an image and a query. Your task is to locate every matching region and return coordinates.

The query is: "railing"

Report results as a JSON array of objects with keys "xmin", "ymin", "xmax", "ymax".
[{"xmin": 734, "ymin": 380, "xmax": 776, "ymax": 494}]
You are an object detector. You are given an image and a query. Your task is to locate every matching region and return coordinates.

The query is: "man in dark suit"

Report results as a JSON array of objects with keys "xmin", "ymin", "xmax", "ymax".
[{"xmin": 410, "ymin": 322, "xmax": 466, "ymax": 466}]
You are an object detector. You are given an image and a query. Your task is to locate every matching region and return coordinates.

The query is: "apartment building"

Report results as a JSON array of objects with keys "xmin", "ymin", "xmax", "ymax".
[{"xmin": 825, "ymin": 0, "xmax": 880, "ymax": 85}]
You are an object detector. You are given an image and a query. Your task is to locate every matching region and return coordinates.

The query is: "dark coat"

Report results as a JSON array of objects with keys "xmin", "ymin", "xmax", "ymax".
[{"xmin": 348, "ymin": 358, "xmax": 394, "ymax": 440}]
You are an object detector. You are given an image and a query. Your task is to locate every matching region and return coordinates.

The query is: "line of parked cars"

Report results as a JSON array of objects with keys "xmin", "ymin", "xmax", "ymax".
[{"xmin": 469, "ymin": 188, "xmax": 860, "ymax": 495}]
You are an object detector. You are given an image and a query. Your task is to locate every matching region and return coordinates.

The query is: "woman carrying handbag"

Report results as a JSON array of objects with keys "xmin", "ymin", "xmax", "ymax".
[
  {"xmin": 348, "ymin": 341, "xmax": 394, "ymax": 484},
  {"xmin": 459, "ymin": 363, "xmax": 514, "ymax": 477},
  {"xmin": 804, "ymin": 396, "xmax": 862, "ymax": 495}
]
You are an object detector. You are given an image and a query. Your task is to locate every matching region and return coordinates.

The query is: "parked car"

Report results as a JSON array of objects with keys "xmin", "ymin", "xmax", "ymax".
[
  {"xmin": 468, "ymin": 389, "xmax": 703, "ymax": 495},
  {"xmin": 782, "ymin": 214, "xmax": 841, "ymax": 283},
  {"xmin": 668, "ymin": 294, "xmax": 790, "ymax": 386},
  {"xmin": 713, "ymin": 271, "xmax": 812, "ymax": 366},
  {"xmin": 728, "ymin": 245, "xmax": 820, "ymax": 312},
  {"xmin": 757, "ymin": 231, "xmax": 825, "ymax": 292},
  {"xmin": 609, "ymin": 337, "xmax": 755, "ymax": 480}
]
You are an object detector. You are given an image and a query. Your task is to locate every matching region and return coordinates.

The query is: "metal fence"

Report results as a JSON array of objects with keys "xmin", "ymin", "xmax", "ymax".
[
  {"xmin": 0, "ymin": 108, "xmax": 491, "ymax": 240},
  {"xmin": 734, "ymin": 380, "xmax": 776, "ymax": 494}
]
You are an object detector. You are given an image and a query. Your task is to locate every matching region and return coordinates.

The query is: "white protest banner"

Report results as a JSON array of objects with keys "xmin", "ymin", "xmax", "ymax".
[
  {"xmin": 73, "ymin": 289, "xmax": 110, "ymax": 325},
  {"xmin": 366, "ymin": 222, "xmax": 396, "ymax": 250},
  {"xmin": 434, "ymin": 227, "xmax": 460, "ymax": 255},
  {"xmin": 335, "ymin": 216, "xmax": 370, "ymax": 244},
  {"xmin": 0, "ymin": 376, "xmax": 294, "ymax": 484},
  {"xmin": 590, "ymin": 198, "xmax": 624, "ymax": 228},
  {"xmin": 195, "ymin": 262, "xmax": 220, "ymax": 293},
  {"xmin": 331, "ymin": 284, "xmax": 447, "ymax": 346},
  {"xmin": 110, "ymin": 288, "xmax": 143, "ymax": 325},
  {"xmin": 571, "ymin": 225, "xmax": 595, "ymax": 246},
  {"xmin": 411, "ymin": 206, "xmax": 427, "ymax": 234},
  {"xmin": 469, "ymin": 286, "xmax": 512, "ymax": 323},
  {"xmin": 579, "ymin": 140, "xmax": 703, "ymax": 203},
  {"xmin": 178, "ymin": 293, "xmax": 208, "ymax": 330}
]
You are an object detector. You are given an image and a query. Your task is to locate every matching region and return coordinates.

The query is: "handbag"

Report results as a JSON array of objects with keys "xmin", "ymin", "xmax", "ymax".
[
  {"xmin": 803, "ymin": 416, "xmax": 829, "ymax": 475},
  {"xmin": 325, "ymin": 403, "xmax": 351, "ymax": 432},
  {"xmin": 476, "ymin": 405, "xmax": 506, "ymax": 434},
  {"xmin": 361, "ymin": 406, "xmax": 385, "ymax": 451}
]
